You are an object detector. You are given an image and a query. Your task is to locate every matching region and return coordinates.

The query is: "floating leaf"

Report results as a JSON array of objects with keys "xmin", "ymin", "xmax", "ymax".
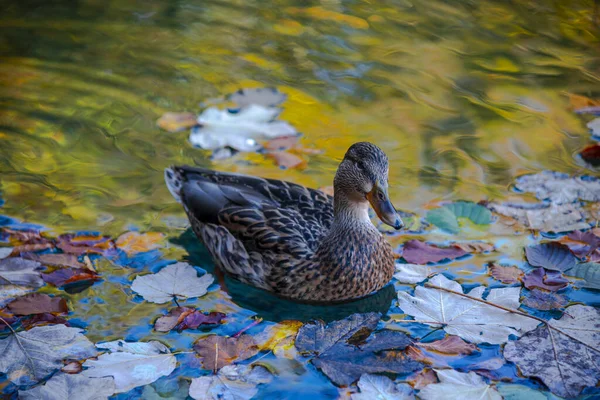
[
  {"xmin": 394, "ymin": 263, "xmax": 434, "ymax": 284},
  {"xmin": 401, "ymin": 241, "xmax": 467, "ymax": 264},
  {"xmin": 397, "ymin": 274, "xmax": 539, "ymax": 344},
  {"xmin": 0, "ymin": 325, "xmax": 96, "ymax": 385},
  {"xmin": 522, "ymin": 268, "xmax": 568, "ymax": 291},
  {"xmin": 56, "ymin": 233, "xmax": 114, "ymax": 255},
  {"xmin": 351, "ymin": 374, "xmax": 414, "ymax": 400},
  {"xmin": 522, "ymin": 289, "xmax": 568, "ymax": 310},
  {"xmin": 588, "ymin": 118, "xmax": 600, "ymax": 138},
  {"xmin": 264, "ymin": 135, "xmax": 300, "ymax": 151},
  {"xmin": 504, "ymin": 305, "xmax": 600, "ymax": 397},
  {"xmin": 488, "ymin": 263, "xmax": 523, "ymax": 284},
  {"xmin": 154, "ymin": 307, "xmax": 225, "ymax": 332},
  {"xmin": 7, "ymin": 293, "xmax": 68, "ymax": 315},
  {"xmin": 254, "ymin": 320, "xmax": 303, "ymax": 358},
  {"xmin": 115, "ymin": 231, "xmax": 165, "ymax": 255},
  {"xmin": 267, "ymin": 151, "xmax": 306, "ymax": 169},
  {"xmin": 0, "ymin": 257, "xmax": 44, "ymax": 287},
  {"xmin": 416, "ymin": 335, "xmax": 479, "ymax": 355},
  {"xmin": 560, "ymin": 230, "xmax": 600, "ymax": 261},
  {"xmin": 189, "ymin": 365, "xmax": 272, "ymax": 400},
  {"xmin": 525, "ymin": 243, "xmax": 577, "ymax": 272},
  {"xmin": 20, "ymin": 313, "xmax": 69, "ymax": 330},
  {"xmin": 407, "ymin": 368, "xmax": 438, "ymax": 389},
  {"xmin": 22, "ymin": 253, "xmax": 83, "ymax": 268},
  {"xmin": 193, "ymin": 334, "xmax": 258, "ymax": 371},
  {"xmin": 487, "ymin": 202, "xmax": 590, "ymax": 232},
  {"xmin": 0, "ymin": 247, "xmax": 12, "ymax": 259},
  {"xmin": 42, "ymin": 268, "xmax": 100, "ymax": 288},
  {"xmin": 515, "ymin": 171, "xmax": 600, "ymax": 204},
  {"xmin": 228, "ymin": 87, "xmax": 287, "ymax": 108},
  {"xmin": 426, "ymin": 207, "xmax": 459, "ymax": 234},
  {"xmin": 565, "ymin": 262, "xmax": 600, "ymax": 290},
  {"xmin": 18, "ymin": 372, "xmax": 116, "ymax": 400},
  {"xmin": 156, "ymin": 112, "xmax": 198, "ymax": 133},
  {"xmin": 496, "ymin": 384, "xmax": 560, "ymax": 400},
  {"xmin": 445, "ymin": 201, "xmax": 492, "ymax": 225},
  {"xmin": 419, "ymin": 369, "xmax": 501, "ymax": 400},
  {"xmin": 453, "ymin": 242, "xmax": 494, "ymax": 254},
  {"xmin": 568, "ymin": 93, "xmax": 600, "ymax": 111},
  {"xmin": 580, "ymin": 144, "xmax": 600, "ymax": 167},
  {"xmin": 131, "ymin": 262, "xmax": 214, "ymax": 304},
  {"xmin": 82, "ymin": 340, "xmax": 177, "ymax": 393}
]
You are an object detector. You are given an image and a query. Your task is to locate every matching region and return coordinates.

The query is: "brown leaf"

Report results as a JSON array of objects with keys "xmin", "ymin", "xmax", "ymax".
[
  {"xmin": 488, "ymin": 262, "xmax": 524, "ymax": 284},
  {"xmin": 3, "ymin": 228, "xmax": 49, "ymax": 244},
  {"xmin": 402, "ymin": 240, "xmax": 467, "ymax": 264},
  {"xmin": 21, "ymin": 313, "xmax": 69, "ymax": 329},
  {"xmin": 56, "ymin": 233, "xmax": 114, "ymax": 255},
  {"xmin": 61, "ymin": 361, "xmax": 82, "ymax": 374},
  {"xmin": 193, "ymin": 334, "xmax": 258, "ymax": 370},
  {"xmin": 417, "ymin": 335, "xmax": 479, "ymax": 355},
  {"xmin": 407, "ymin": 368, "xmax": 438, "ymax": 389},
  {"xmin": 268, "ymin": 151, "xmax": 306, "ymax": 169},
  {"xmin": 22, "ymin": 253, "xmax": 83, "ymax": 269},
  {"xmin": 42, "ymin": 268, "xmax": 100, "ymax": 287},
  {"xmin": 11, "ymin": 243, "xmax": 55, "ymax": 255},
  {"xmin": 580, "ymin": 144, "xmax": 600, "ymax": 167},
  {"xmin": 154, "ymin": 307, "xmax": 225, "ymax": 332},
  {"xmin": 7, "ymin": 293, "xmax": 68, "ymax": 316},
  {"xmin": 156, "ymin": 112, "xmax": 198, "ymax": 132},
  {"xmin": 264, "ymin": 136, "xmax": 300, "ymax": 151},
  {"xmin": 453, "ymin": 242, "xmax": 494, "ymax": 253}
]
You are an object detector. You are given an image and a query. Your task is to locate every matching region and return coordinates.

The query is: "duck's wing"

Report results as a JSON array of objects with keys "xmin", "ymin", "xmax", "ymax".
[{"xmin": 165, "ymin": 166, "xmax": 333, "ymax": 290}]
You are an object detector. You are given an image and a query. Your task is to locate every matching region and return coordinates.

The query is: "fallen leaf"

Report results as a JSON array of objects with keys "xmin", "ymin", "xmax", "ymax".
[
  {"xmin": 61, "ymin": 361, "xmax": 82, "ymax": 374},
  {"xmin": 0, "ymin": 325, "xmax": 97, "ymax": 385},
  {"xmin": 0, "ymin": 247, "xmax": 12, "ymax": 259},
  {"xmin": 20, "ymin": 313, "xmax": 69, "ymax": 329},
  {"xmin": 397, "ymin": 274, "xmax": 539, "ymax": 344},
  {"xmin": 488, "ymin": 263, "xmax": 523, "ymax": 284},
  {"xmin": 407, "ymin": 368, "xmax": 438, "ymax": 389},
  {"xmin": 156, "ymin": 112, "xmax": 198, "ymax": 133},
  {"xmin": 567, "ymin": 93, "xmax": 600, "ymax": 110},
  {"xmin": 0, "ymin": 285, "xmax": 36, "ymax": 308},
  {"xmin": 525, "ymin": 242, "xmax": 577, "ymax": 272},
  {"xmin": 193, "ymin": 334, "xmax": 258, "ymax": 370},
  {"xmin": 515, "ymin": 171, "xmax": 600, "ymax": 205},
  {"xmin": 416, "ymin": 335, "xmax": 479, "ymax": 355},
  {"xmin": 588, "ymin": 118, "xmax": 600, "ymax": 138},
  {"xmin": 419, "ymin": 369, "xmax": 501, "ymax": 400},
  {"xmin": 56, "ymin": 233, "xmax": 114, "ymax": 255},
  {"xmin": 264, "ymin": 135, "xmax": 300, "ymax": 151},
  {"xmin": 154, "ymin": 307, "xmax": 224, "ymax": 332},
  {"xmin": 394, "ymin": 263, "xmax": 434, "ymax": 284},
  {"xmin": 453, "ymin": 242, "xmax": 494, "ymax": 253},
  {"xmin": 115, "ymin": 231, "xmax": 165, "ymax": 255},
  {"xmin": 18, "ymin": 372, "xmax": 115, "ymax": 400},
  {"xmin": 11, "ymin": 243, "xmax": 54, "ymax": 254},
  {"xmin": 496, "ymin": 384, "xmax": 559, "ymax": 400},
  {"xmin": 255, "ymin": 320, "xmax": 303, "ymax": 358},
  {"xmin": 42, "ymin": 268, "xmax": 100, "ymax": 288},
  {"xmin": 7, "ymin": 293, "xmax": 68, "ymax": 315},
  {"xmin": 522, "ymin": 289, "xmax": 568, "ymax": 310},
  {"xmin": 3, "ymin": 228, "xmax": 49, "ymax": 244},
  {"xmin": 504, "ymin": 305, "xmax": 600, "ymax": 398},
  {"xmin": 522, "ymin": 268, "xmax": 568, "ymax": 291},
  {"xmin": 189, "ymin": 364, "xmax": 272, "ymax": 400},
  {"xmin": 580, "ymin": 144, "xmax": 600, "ymax": 167},
  {"xmin": 445, "ymin": 201, "xmax": 492, "ymax": 224},
  {"xmin": 0, "ymin": 257, "xmax": 44, "ymax": 287},
  {"xmin": 487, "ymin": 202, "xmax": 590, "ymax": 232},
  {"xmin": 131, "ymin": 262, "xmax": 214, "ymax": 304},
  {"xmin": 426, "ymin": 207, "xmax": 459, "ymax": 234},
  {"xmin": 82, "ymin": 340, "xmax": 177, "ymax": 393},
  {"xmin": 560, "ymin": 230, "xmax": 600, "ymax": 261},
  {"xmin": 565, "ymin": 262, "xmax": 600, "ymax": 290},
  {"xmin": 402, "ymin": 241, "xmax": 467, "ymax": 264},
  {"xmin": 267, "ymin": 151, "xmax": 306, "ymax": 169},
  {"xmin": 351, "ymin": 374, "xmax": 414, "ymax": 400},
  {"xmin": 228, "ymin": 87, "xmax": 287, "ymax": 108},
  {"xmin": 22, "ymin": 253, "xmax": 83, "ymax": 268}
]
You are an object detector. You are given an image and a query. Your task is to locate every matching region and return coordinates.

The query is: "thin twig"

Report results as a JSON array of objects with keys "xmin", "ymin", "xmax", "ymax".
[
  {"xmin": 233, "ymin": 318, "xmax": 263, "ymax": 339},
  {"xmin": 0, "ymin": 316, "xmax": 38, "ymax": 379}
]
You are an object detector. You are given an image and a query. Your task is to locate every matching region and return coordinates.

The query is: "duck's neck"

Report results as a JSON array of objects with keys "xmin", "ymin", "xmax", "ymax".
[{"xmin": 332, "ymin": 191, "xmax": 372, "ymax": 229}]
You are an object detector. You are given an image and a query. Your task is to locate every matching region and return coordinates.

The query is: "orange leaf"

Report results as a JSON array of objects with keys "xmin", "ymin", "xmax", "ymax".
[
  {"xmin": 116, "ymin": 232, "xmax": 165, "ymax": 255},
  {"xmin": 156, "ymin": 112, "xmax": 197, "ymax": 133}
]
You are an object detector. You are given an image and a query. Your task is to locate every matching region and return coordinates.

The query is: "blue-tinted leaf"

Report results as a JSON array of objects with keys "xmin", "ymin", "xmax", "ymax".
[
  {"xmin": 426, "ymin": 207, "xmax": 459, "ymax": 233},
  {"xmin": 525, "ymin": 243, "xmax": 577, "ymax": 272},
  {"xmin": 444, "ymin": 201, "xmax": 492, "ymax": 225},
  {"xmin": 566, "ymin": 262, "xmax": 600, "ymax": 290}
]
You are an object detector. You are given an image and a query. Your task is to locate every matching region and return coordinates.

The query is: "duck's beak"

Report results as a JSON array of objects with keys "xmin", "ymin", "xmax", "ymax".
[{"xmin": 367, "ymin": 182, "xmax": 404, "ymax": 230}]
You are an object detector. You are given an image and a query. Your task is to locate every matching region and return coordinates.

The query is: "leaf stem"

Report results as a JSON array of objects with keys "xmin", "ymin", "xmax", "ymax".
[{"xmin": 0, "ymin": 316, "xmax": 38, "ymax": 380}]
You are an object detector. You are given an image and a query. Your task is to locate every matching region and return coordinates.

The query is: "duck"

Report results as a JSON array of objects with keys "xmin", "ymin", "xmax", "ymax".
[{"xmin": 164, "ymin": 142, "xmax": 403, "ymax": 303}]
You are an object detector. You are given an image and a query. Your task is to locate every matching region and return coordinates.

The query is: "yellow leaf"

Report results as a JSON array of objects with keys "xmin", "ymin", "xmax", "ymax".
[
  {"xmin": 115, "ymin": 232, "xmax": 165, "ymax": 255},
  {"xmin": 156, "ymin": 112, "xmax": 197, "ymax": 133},
  {"xmin": 256, "ymin": 320, "xmax": 303, "ymax": 358}
]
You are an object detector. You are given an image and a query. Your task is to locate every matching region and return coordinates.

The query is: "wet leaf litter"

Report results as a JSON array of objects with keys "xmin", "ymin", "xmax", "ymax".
[{"xmin": 0, "ymin": 90, "xmax": 598, "ymax": 400}]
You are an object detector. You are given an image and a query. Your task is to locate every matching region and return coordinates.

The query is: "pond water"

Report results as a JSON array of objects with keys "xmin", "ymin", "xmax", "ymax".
[{"xmin": 1, "ymin": 0, "xmax": 600, "ymax": 399}]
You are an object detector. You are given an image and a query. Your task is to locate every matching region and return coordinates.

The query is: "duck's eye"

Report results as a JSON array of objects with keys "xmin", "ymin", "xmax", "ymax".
[{"xmin": 378, "ymin": 191, "xmax": 386, "ymax": 201}]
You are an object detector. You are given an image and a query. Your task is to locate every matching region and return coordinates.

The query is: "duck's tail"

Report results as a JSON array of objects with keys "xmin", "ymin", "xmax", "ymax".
[{"xmin": 164, "ymin": 167, "xmax": 183, "ymax": 203}]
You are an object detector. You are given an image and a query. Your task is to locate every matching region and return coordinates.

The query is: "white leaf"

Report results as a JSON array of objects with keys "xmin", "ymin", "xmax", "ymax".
[
  {"xmin": 397, "ymin": 274, "xmax": 539, "ymax": 344},
  {"xmin": 587, "ymin": 118, "xmax": 600, "ymax": 137},
  {"xmin": 0, "ymin": 257, "xmax": 44, "ymax": 287},
  {"xmin": 0, "ymin": 325, "xmax": 97, "ymax": 386},
  {"xmin": 189, "ymin": 365, "xmax": 272, "ymax": 400},
  {"xmin": 82, "ymin": 340, "xmax": 177, "ymax": 393},
  {"xmin": 0, "ymin": 247, "xmax": 12, "ymax": 259},
  {"xmin": 18, "ymin": 372, "xmax": 116, "ymax": 400},
  {"xmin": 487, "ymin": 202, "xmax": 590, "ymax": 232},
  {"xmin": 351, "ymin": 374, "xmax": 414, "ymax": 400},
  {"xmin": 418, "ymin": 369, "xmax": 501, "ymax": 400},
  {"xmin": 0, "ymin": 285, "xmax": 35, "ymax": 307},
  {"xmin": 131, "ymin": 262, "xmax": 214, "ymax": 303},
  {"xmin": 190, "ymin": 105, "xmax": 297, "ymax": 151},
  {"xmin": 394, "ymin": 264, "xmax": 433, "ymax": 284},
  {"xmin": 515, "ymin": 171, "xmax": 600, "ymax": 204},
  {"xmin": 497, "ymin": 384, "xmax": 561, "ymax": 400}
]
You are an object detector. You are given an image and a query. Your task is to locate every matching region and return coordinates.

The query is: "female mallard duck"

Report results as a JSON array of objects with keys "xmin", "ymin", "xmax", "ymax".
[{"xmin": 165, "ymin": 142, "xmax": 403, "ymax": 302}]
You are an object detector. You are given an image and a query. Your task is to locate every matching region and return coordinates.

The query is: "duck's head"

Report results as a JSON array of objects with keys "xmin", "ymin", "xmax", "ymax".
[{"xmin": 334, "ymin": 142, "xmax": 404, "ymax": 230}]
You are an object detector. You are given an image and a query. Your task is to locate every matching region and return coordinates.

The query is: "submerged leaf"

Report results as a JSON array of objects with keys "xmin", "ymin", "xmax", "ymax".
[
  {"xmin": 565, "ymin": 262, "xmax": 600, "ymax": 290},
  {"xmin": 18, "ymin": 372, "xmax": 115, "ymax": 400},
  {"xmin": 444, "ymin": 201, "xmax": 492, "ymax": 225},
  {"xmin": 504, "ymin": 305, "xmax": 600, "ymax": 398},
  {"xmin": 397, "ymin": 274, "xmax": 539, "ymax": 344},
  {"xmin": 351, "ymin": 374, "xmax": 414, "ymax": 400},
  {"xmin": 487, "ymin": 202, "xmax": 590, "ymax": 232},
  {"xmin": 0, "ymin": 257, "xmax": 45, "ymax": 287},
  {"xmin": 7, "ymin": 293, "xmax": 68, "ymax": 315},
  {"xmin": 22, "ymin": 253, "xmax": 83, "ymax": 268},
  {"xmin": 0, "ymin": 247, "xmax": 13, "ymax": 259},
  {"xmin": 131, "ymin": 262, "xmax": 214, "ymax": 304},
  {"xmin": 580, "ymin": 144, "xmax": 600, "ymax": 167},
  {"xmin": 189, "ymin": 364, "xmax": 272, "ymax": 400},
  {"xmin": 496, "ymin": 384, "xmax": 560, "ymax": 400},
  {"xmin": 525, "ymin": 242, "xmax": 577, "ymax": 272},
  {"xmin": 453, "ymin": 242, "xmax": 494, "ymax": 254},
  {"xmin": 394, "ymin": 263, "xmax": 434, "ymax": 284},
  {"xmin": 522, "ymin": 268, "xmax": 568, "ymax": 291},
  {"xmin": 82, "ymin": 340, "xmax": 177, "ymax": 393},
  {"xmin": 407, "ymin": 368, "xmax": 438, "ymax": 389},
  {"xmin": 115, "ymin": 231, "xmax": 165, "ymax": 255},
  {"xmin": 267, "ymin": 151, "xmax": 306, "ymax": 169},
  {"xmin": 156, "ymin": 112, "xmax": 198, "ymax": 133},
  {"xmin": 426, "ymin": 207, "xmax": 459, "ymax": 234},
  {"xmin": 402, "ymin": 241, "xmax": 467, "ymax": 264},
  {"xmin": 522, "ymin": 289, "xmax": 568, "ymax": 310},
  {"xmin": 228, "ymin": 87, "xmax": 287, "ymax": 108},
  {"xmin": 416, "ymin": 335, "xmax": 479, "ymax": 355},
  {"xmin": 193, "ymin": 334, "xmax": 258, "ymax": 370},
  {"xmin": 0, "ymin": 325, "xmax": 97, "ymax": 385},
  {"xmin": 154, "ymin": 307, "xmax": 225, "ymax": 332},
  {"xmin": 419, "ymin": 369, "xmax": 501, "ymax": 400},
  {"xmin": 488, "ymin": 263, "xmax": 523, "ymax": 284},
  {"xmin": 515, "ymin": 171, "xmax": 600, "ymax": 204},
  {"xmin": 42, "ymin": 268, "xmax": 100, "ymax": 288}
]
